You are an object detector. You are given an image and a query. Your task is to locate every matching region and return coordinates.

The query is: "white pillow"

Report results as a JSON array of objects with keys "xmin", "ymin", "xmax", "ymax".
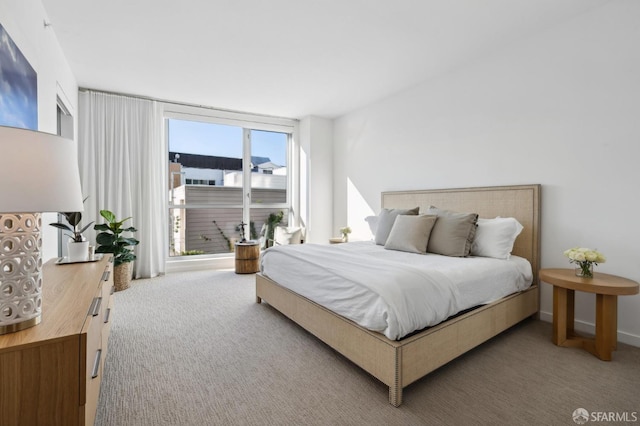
[
  {"xmin": 384, "ymin": 215, "xmax": 437, "ymax": 254},
  {"xmin": 471, "ymin": 217, "xmax": 523, "ymax": 259},
  {"xmin": 273, "ymin": 226, "xmax": 302, "ymax": 245}
]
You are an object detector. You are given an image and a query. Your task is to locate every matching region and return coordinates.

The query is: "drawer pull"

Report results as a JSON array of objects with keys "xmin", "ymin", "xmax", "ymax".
[
  {"xmin": 104, "ymin": 308, "xmax": 111, "ymax": 324},
  {"xmin": 91, "ymin": 349, "xmax": 102, "ymax": 379},
  {"xmin": 102, "ymin": 270, "xmax": 111, "ymax": 282},
  {"xmin": 89, "ymin": 297, "xmax": 102, "ymax": 317}
]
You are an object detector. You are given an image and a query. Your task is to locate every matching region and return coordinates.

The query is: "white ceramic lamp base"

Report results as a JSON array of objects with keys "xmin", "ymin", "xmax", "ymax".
[{"xmin": 0, "ymin": 213, "xmax": 43, "ymax": 335}]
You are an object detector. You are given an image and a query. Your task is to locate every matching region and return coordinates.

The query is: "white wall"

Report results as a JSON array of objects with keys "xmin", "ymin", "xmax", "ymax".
[
  {"xmin": 300, "ymin": 116, "xmax": 334, "ymax": 243},
  {"xmin": 0, "ymin": 0, "xmax": 79, "ymax": 260},
  {"xmin": 333, "ymin": 1, "xmax": 640, "ymax": 346}
]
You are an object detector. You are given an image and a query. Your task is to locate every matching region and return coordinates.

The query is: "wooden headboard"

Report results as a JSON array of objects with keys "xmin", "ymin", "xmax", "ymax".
[{"xmin": 381, "ymin": 184, "xmax": 541, "ymax": 284}]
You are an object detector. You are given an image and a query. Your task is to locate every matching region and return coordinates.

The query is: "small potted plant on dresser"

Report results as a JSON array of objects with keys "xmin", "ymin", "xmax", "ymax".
[
  {"xmin": 94, "ymin": 210, "xmax": 139, "ymax": 291},
  {"xmin": 49, "ymin": 199, "xmax": 94, "ymax": 262}
]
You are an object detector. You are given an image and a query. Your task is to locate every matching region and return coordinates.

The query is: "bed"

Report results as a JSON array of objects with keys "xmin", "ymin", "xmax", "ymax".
[{"xmin": 255, "ymin": 184, "xmax": 540, "ymax": 406}]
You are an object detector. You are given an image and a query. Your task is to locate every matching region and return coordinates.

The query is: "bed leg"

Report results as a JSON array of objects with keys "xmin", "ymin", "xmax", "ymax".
[
  {"xmin": 389, "ymin": 385, "xmax": 402, "ymax": 407},
  {"xmin": 256, "ymin": 295, "xmax": 262, "ymax": 304}
]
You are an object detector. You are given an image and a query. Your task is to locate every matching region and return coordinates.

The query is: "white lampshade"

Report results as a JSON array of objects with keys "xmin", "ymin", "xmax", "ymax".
[
  {"xmin": 0, "ymin": 126, "xmax": 84, "ymax": 213},
  {"xmin": 0, "ymin": 126, "xmax": 85, "ymax": 334}
]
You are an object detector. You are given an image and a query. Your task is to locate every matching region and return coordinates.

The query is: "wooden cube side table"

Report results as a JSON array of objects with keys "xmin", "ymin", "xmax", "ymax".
[
  {"xmin": 539, "ymin": 268, "xmax": 638, "ymax": 361},
  {"xmin": 235, "ymin": 241, "xmax": 260, "ymax": 274}
]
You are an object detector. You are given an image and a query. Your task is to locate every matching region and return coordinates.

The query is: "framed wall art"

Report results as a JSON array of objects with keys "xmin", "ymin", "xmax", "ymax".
[{"xmin": 0, "ymin": 22, "xmax": 37, "ymax": 130}]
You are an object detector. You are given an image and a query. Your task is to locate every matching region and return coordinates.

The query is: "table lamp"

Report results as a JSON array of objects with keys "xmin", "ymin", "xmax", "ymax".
[{"xmin": 0, "ymin": 126, "xmax": 84, "ymax": 335}]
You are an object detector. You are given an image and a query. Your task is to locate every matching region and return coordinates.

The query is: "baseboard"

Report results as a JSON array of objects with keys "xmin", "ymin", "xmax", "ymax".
[
  {"xmin": 539, "ymin": 311, "xmax": 640, "ymax": 348},
  {"xmin": 166, "ymin": 256, "xmax": 235, "ymax": 273}
]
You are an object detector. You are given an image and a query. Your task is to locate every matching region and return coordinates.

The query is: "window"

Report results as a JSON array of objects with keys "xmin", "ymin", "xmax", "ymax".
[
  {"xmin": 56, "ymin": 95, "xmax": 73, "ymax": 139},
  {"xmin": 56, "ymin": 94, "xmax": 74, "ymax": 257},
  {"xmin": 165, "ymin": 111, "xmax": 296, "ymax": 258}
]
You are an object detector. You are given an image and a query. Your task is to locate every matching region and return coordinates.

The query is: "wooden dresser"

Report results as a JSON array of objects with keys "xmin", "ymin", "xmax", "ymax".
[{"xmin": 0, "ymin": 255, "xmax": 114, "ymax": 426}]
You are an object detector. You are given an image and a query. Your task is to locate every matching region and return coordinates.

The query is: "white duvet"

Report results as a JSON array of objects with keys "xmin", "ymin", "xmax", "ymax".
[{"xmin": 260, "ymin": 241, "xmax": 533, "ymax": 340}]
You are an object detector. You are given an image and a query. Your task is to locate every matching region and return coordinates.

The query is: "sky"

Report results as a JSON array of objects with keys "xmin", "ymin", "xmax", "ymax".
[{"xmin": 168, "ymin": 118, "xmax": 288, "ymax": 166}]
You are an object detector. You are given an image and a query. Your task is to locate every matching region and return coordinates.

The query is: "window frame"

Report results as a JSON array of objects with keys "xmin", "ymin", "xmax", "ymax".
[{"xmin": 162, "ymin": 103, "xmax": 299, "ymax": 262}]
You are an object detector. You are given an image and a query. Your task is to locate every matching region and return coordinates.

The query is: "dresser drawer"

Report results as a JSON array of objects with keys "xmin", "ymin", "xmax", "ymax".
[
  {"xmin": 84, "ymin": 291, "xmax": 104, "ymax": 426},
  {"xmin": 101, "ymin": 264, "xmax": 114, "ymax": 355}
]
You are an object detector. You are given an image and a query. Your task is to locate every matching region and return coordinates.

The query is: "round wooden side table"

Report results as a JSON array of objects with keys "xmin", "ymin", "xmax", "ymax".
[
  {"xmin": 539, "ymin": 268, "xmax": 639, "ymax": 361},
  {"xmin": 235, "ymin": 241, "xmax": 260, "ymax": 274}
]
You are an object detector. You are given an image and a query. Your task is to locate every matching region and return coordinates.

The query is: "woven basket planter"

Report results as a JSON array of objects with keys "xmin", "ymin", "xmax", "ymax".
[{"xmin": 114, "ymin": 262, "xmax": 132, "ymax": 292}]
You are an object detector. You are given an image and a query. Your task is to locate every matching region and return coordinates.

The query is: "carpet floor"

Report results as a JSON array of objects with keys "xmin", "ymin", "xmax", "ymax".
[{"xmin": 95, "ymin": 269, "xmax": 640, "ymax": 426}]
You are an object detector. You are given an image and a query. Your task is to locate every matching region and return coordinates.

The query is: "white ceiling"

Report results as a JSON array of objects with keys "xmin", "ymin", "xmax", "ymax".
[{"xmin": 41, "ymin": 0, "xmax": 607, "ymax": 119}]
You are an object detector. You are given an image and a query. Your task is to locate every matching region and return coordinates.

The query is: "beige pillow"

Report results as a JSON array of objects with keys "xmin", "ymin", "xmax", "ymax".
[
  {"xmin": 384, "ymin": 215, "xmax": 437, "ymax": 254},
  {"xmin": 273, "ymin": 226, "xmax": 302, "ymax": 245},
  {"xmin": 374, "ymin": 207, "xmax": 419, "ymax": 245},
  {"xmin": 426, "ymin": 206, "xmax": 478, "ymax": 257}
]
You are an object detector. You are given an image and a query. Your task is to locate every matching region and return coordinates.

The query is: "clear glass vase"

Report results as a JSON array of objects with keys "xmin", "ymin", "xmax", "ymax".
[{"xmin": 575, "ymin": 262, "xmax": 594, "ymax": 278}]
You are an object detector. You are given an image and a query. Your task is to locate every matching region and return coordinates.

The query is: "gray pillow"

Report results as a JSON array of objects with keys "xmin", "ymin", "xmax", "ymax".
[
  {"xmin": 426, "ymin": 206, "xmax": 478, "ymax": 257},
  {"xmin": 374, "ymin": 207, "xmax": 419, "ymax": 245},
  {"xmin": 384, "ymin": 215, "xmax": 437, "ymax": 254}
]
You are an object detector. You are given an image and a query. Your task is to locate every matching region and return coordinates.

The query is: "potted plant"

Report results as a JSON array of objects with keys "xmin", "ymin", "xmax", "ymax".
[
  {"xmin": 263, "ymin": 211, "xmax": 284, "ymax": 248},
  {"xmin": 94, "ymin": 210, "xmax": 139, "ymax": 291},
  {"xmin": 49, "ymin": 199, "xmax": 94, "ymax": 262}
]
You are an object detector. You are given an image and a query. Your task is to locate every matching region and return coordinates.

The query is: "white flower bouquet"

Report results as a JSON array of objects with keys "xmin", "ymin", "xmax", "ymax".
[
  {"xmin": 339, "ymin": 226, "xmax": 351, "ymax": 241},
  {"xmin": 564, "ymin": 247, "xmax": 606, "ymax": 278}
]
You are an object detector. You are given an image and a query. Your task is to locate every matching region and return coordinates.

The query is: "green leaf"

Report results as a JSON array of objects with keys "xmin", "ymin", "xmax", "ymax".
[
  {"xmin": 94, "ymin": 224, "xmax": 110, "ymax": 232},
  {"xmin": 100, "ymin": 210, "xmax": 116, "ymax": 223},
  {"xmin": 95, "ymin": 246, "xmax": 115, "ymax": 254},
  {"xmin": 96, "ymin": 233, "xmax": 116, "ymax": 245},
  {"xmin": 63, "ymin": 212, "xmax": 82, "ymax": 227},
  {"xmin": 49, "ymin": 223, "xmax": 73, "ymax": 232},
  {"xmin": 119, "ymin": 237, "xmax": 139, "ymax": 246},
  {"xmin": 114, "ymin": 217, "xmax": 132, "ymax": 228}
]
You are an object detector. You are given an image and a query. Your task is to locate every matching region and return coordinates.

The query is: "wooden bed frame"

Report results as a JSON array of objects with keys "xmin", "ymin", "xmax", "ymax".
[{"xmin": 256, "ymin": 184, "xmax": 541, "ymax": 406}]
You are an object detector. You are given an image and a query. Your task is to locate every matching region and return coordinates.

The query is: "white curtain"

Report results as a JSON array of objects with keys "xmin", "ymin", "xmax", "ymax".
[{"xmin": 78, "ymin": 91, "xmax": 166, "ymax": 278}]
